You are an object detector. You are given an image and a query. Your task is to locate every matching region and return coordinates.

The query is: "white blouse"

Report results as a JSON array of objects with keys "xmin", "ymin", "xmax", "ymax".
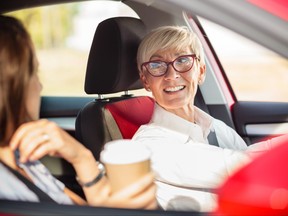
[{"xmin": 133, "ymin": 104, "xmax": 272, "ymax": 212}]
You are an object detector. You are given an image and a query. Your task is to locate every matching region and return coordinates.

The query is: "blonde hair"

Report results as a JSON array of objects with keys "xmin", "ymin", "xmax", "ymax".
[
  {"xmin": 0, "ymin": 15, "xmax": 38, "ymax": 144},
  {"xmin": 137, "ymin": 26, "xmax": 205, "ymax": 72}
]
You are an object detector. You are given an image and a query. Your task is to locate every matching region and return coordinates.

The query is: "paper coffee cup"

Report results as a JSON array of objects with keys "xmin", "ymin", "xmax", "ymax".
[{"xmin": 100, "ymin": 139, "xmax": 151, "ymax": 193}]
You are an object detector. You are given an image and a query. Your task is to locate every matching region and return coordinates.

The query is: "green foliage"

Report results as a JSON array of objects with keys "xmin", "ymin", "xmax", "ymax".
[{"xmin": 7, "ymin": 3, "xmax": 79, "ymax": 48}]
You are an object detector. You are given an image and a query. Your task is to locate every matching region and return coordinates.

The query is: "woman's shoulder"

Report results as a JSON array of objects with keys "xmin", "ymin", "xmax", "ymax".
[
  {"xmin": 133, "ymin": 122, "xmax": 188, "ymax": 147},
  {"xmin": 212, "ymin": 118, "xmax": 239, "ymax": 134},
  {"xmin": 135, "ymin": 123, "xmax": 170, "ymax": 137},
  {"xmin": 0, "ymin": 163, "xmax": 39, "ymax": 201},
  {"xmin": 212, "ymin": 118, "xmax": 248, "ymax": 150}
]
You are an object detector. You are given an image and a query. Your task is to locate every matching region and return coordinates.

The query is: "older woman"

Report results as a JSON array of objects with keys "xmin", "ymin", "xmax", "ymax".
[
  {"xmin": 0, "ymin": 15, "xmax": 156, "ymax": 209},
  {"xmin": 132, "ymin": 26, "xmax": 281, "ymax": 212}
]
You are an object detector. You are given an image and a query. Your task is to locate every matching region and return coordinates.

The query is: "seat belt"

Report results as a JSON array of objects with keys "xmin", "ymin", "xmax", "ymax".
[
  {"xmin": 1, "ymin": 160, "xmax": 57, "ymax": 203},
  {"xmin": 103, "ymin": 108, "xmax": 123, "ymax": 140},
  {"xmin": 207, "ymin": 131, "xmax": 219, "ymax": 147}
]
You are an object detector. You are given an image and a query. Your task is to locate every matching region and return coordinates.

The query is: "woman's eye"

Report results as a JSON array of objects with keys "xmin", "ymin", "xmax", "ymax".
[
  {"xmin": 149, "ymin": 62, "xmax": 162, "ymax": 69},
  {"xmin": 177, "ymin": 57, "xmax": 189, "ymax": 64}
]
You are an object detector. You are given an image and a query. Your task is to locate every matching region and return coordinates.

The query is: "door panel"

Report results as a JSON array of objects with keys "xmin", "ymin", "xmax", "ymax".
[
  {"xmin": 232, "ymin": 101, "xmax": 288, "ymax": 145},
  {"xmin": 40, "ymin": 96, "xmax": 95, "ymax": 198},
  {"xmin": 40, "ymin": 96, "xmax": 95, "ymax": 136}
]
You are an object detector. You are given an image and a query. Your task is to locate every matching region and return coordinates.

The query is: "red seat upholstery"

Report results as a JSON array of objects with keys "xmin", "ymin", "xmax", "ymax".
[{"xmin": 105, "ymin": 96, "xmax": 155, "ymax": 139}]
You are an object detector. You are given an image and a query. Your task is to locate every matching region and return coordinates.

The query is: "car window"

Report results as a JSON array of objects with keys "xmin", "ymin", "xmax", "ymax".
[
  {"xmin": 200, "ymin": 18, "xmax": 288, "ymax": 102},
  {"xmin": 7, "ymin": 1, "xmax": 149, "ymax": 97}
]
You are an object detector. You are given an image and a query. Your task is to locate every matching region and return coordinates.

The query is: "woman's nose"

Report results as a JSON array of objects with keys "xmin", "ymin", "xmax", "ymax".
[{"xmin": 164, "ymin": 64, "xmax": 179, "ymax": 80}]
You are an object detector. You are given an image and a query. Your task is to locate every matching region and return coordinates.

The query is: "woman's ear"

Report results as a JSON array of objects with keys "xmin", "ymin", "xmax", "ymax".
[
  {"xmin": 140, "ymin": 72, "xmax": 151, "ymax": 91},
  {"xmin": 198, "ymin": 64, "xmax": 206, "ymax": 85}
]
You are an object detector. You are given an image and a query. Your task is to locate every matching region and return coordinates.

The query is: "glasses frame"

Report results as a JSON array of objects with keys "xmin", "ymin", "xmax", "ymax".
[{"xmin": 141, "ymin": 54, "xmax": 199, "ymax": 77}]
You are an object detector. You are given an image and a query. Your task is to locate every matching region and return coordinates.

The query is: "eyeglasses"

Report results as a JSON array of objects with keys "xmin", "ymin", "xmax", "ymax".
[{"xmin": 141, "ymin": 54, "xmax": 199, "ymax": 77}]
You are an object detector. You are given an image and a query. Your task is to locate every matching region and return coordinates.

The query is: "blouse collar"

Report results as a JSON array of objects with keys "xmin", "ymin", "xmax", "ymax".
[{"xmin": 150, "ymin": 103, "xmax": 214, "ymax": 143}]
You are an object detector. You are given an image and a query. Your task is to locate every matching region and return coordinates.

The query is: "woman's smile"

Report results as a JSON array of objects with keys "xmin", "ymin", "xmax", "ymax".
[{"xmin": 163, "ymin": 85, "xmax": 185, "ymax": 93}]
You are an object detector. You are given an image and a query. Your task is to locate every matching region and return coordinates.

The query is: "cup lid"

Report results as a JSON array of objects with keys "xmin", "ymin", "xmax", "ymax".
[{"xmin": 100, "ymin": 139, "xmax": 151, "ymax": 164}]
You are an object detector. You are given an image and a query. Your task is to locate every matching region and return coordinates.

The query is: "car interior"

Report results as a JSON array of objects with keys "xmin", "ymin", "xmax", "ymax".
[
  {"xmin": 72, "ymin": 16, "xmax": 216, "ymax": 198},
  {"xmin": 1, "ymin": 0, "xmax": 288, "ymax": 215},
  {"xmin": 75, "ymin": 16, "xmax": 218, "ymax": 161}
]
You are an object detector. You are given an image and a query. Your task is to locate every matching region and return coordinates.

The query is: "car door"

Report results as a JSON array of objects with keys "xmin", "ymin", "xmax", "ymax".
[
  {"xmin": 195, "ymin": 14, "xmax": 288, "ymax": 146},
  {"xmin": 232, "ymin": 101, "xmax": 288, "ymax": 144},
  {"xmin": 40, "ymin": 96, "xmax": 93, "ymax": 138},
  {"xmin": 39, "ymin": 96, "xmax": 94, "ymax": 197}
]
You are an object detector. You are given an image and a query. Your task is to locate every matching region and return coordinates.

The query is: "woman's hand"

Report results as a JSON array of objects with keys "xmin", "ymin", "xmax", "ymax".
[
  {"xmin": 10, "ymin": 119, "xmax": 157, "ymax": 210},
  {"xmin": 9, "ymin": 119, "xmax": 87, "ymax": 164},
  {"xmin": 89, "ymin": 172, "xmax": 157, "ymax": 210}
]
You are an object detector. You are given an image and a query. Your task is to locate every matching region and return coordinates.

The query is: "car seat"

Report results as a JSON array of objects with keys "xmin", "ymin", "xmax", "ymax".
[
  {"xmin": 75, "ymin": 17, "xmax": 154, "ymax": 160},
  {"xmin": 75, "ymin": 17, "xmax": 211, "ymax": 160}
]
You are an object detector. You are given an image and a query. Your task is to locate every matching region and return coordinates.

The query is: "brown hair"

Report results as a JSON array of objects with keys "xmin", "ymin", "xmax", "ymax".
[{"xmin": 0, "ymin": 15, "xmax": 38, "ymax": 145}]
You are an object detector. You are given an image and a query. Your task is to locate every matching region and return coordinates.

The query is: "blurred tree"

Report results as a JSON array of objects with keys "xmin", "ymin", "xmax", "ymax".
[{"xmin": 7, "ymin": 3, "xmax": 79, "ymax": 48}]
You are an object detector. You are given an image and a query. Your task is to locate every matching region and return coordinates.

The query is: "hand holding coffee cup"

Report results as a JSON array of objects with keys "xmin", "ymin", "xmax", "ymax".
[{"xmin": 100, "ymin": 139, "xmax": 151, "ymax": 193}]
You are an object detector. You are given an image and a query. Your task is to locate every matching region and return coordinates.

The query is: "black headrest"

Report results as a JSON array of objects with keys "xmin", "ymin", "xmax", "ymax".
[{"xmin": 85, "ymin": 17, "xmax": 147, "ymax": 94}]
